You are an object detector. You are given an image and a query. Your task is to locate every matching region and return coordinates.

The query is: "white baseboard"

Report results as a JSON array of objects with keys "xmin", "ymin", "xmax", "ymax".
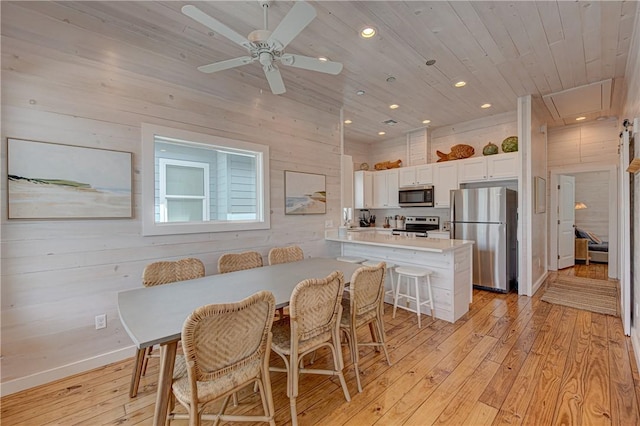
[
  {"xmin": 531, "ymin": 271, "xmax": 549, "ymax": 296},
  {"xmin": 0, "ymin": 346, "xmax": 134, "ymax": 397}
]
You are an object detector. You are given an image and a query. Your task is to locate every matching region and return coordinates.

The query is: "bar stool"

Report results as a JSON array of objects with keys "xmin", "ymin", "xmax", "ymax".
[
  {"xmin": 362, "ymin": 260, "xmax": 396, "ymax": 303},
  {"xmin": 337, "ymin": 256, "xmax": 367, "ymax": 264},
  {"xmin": 393, "ymin": 266, "xmax": 434, "ymax": 328}
]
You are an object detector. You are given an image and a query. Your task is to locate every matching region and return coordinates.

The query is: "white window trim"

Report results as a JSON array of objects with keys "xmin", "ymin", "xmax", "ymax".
[
  {"xmin": 142, "ymin": 123, "xmax": 270, "ymax": 236},
  {"xmin": 158, "ymin": 158, "xmax": 210, "ymax": 222}
]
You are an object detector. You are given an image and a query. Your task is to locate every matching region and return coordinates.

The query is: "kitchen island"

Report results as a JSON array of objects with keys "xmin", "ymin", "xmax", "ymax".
[{"xmin": 326, "ymin": 231, "xmax": 474, "ymax": 323}]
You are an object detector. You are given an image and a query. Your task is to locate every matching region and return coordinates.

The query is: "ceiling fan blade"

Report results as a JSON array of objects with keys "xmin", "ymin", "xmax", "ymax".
[
  {"xmin": 280, "ymin": 54, "xmax": 343, "ymax": 75},
  {"xmin": 197, "ymin": 56, "xmax": 255, "ymax": 73},
  {"xmin": 263, "ymin": 66, "xmax": 286, "ymax": 95},
  {"xmin": 182, "ymin": 5, "xmax": 251, "ymax": 49},
  {"xmin": 267, "ymin": 1, "xmax": 316, "ymax": 50}
]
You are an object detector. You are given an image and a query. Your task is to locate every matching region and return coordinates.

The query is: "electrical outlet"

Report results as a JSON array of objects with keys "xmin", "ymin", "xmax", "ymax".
[
  {"xmin": 95, "ymin": 314, "xmax": 107, "ymax": 330},
  {"xmin": 325, "ymin": 220, "xmax": 333, "ymax": 228}
]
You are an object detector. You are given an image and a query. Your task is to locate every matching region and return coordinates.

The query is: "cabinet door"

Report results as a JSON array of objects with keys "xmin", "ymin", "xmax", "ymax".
[
  {"xmin": 488, "ymin": 152, "xmax": 519, "ymax": 180},
  {"xmin": 458, "ymin": 157, "xmax": 487, "ymax": 182},
  {"xmin": 415, "ymin": 165, "xmax": 434, "ymax": 184},
  {"xmin": 372, "ymin": 172, "xmax": 387, "ymax": 208},
  {"xmin": 433, "ymin": 162, "xmax": 458, "ymax": 208},
  {"xmin": 354, "ymin": 171, "xmax": 373, "ymax": 209},
  {"xmin": 398, "ymin": 167, "xmax": 417, "ymax": 186},
  {"xmin": 386, "ymin": 170, "xmax": 399, "ymax": 207}
]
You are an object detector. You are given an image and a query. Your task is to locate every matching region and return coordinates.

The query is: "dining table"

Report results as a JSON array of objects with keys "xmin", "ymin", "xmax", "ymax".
[{"xmin": 117, "ymin": 257, "xmax": 364, "ymax": 426}]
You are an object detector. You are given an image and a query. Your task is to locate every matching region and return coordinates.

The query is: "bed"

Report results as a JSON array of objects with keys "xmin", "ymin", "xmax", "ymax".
[{"xmin": 575, "ymin": 228, "xmax": 609, "ymax": 264}]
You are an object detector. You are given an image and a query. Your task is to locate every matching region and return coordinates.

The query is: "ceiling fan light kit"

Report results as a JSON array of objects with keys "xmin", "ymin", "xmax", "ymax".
[{"xmin": 182, "ymin": 1, "xmax": 343, "ymax": 95}]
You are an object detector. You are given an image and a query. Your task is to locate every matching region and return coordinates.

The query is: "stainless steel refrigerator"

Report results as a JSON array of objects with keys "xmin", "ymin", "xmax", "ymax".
[{"xmin": 450, "ymin": 187, "xmax": 518, "ymax": 292}]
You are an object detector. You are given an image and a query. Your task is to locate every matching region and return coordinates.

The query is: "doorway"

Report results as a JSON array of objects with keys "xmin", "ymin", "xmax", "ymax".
[{"xmin": 549, "ymin": 165, "xmax": 618, "ymax": 280}]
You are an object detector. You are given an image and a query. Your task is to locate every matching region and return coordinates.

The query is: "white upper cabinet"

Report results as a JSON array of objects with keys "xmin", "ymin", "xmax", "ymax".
[
  {"xmin": 488, "ymin": 152, "xmax": 519, "ymax": 180},
  {"xmin": 433, "ymin": 162, "xmax": 458, "ymax": 208},
  {"xmin": 399, "ymin": 167, "xmax": 417, "ymax": 187},
  {"xmin": 458, "ymin": 153, "xmax": 519, "ymax": 183},
  {"xmin": 458, "ymin": 157, "xmax": 487, "ymax": 182},
  {"xmin": 415, "ymin": 165, "xmax": 434, "ymax": 185},
  {"xmin": 354, "ymin": 170, "xmax": 373, "ymax": 209},
  {"xmin": 398, "ymin": 164, "xmax": 433, "ymax": 186},
  {"xmin": 372, "ymin": 169, "xmax": 399, "ymax": 208}
]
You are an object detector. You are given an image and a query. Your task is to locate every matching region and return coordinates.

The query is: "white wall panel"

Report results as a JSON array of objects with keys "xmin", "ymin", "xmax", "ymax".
[{"xmin": 0, "ymin": 4, "xmax": 341, "ymax": 388}]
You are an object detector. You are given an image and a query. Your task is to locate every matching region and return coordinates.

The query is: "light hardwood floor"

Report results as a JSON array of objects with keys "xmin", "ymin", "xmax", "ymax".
[
  {"xmin": 559, "ymin": 261, "xmax": 610, "ymax": 281},
  {"xmin": 2, "ymin": 284, "xmax": 639, "ymax": 425}
]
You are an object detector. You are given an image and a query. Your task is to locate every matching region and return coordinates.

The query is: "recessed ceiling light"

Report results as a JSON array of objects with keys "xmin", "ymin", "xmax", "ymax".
[
  {"xmin": 425, "ymin": 59, "xmax": 436, "ymax": 66},
  {"xmin": 386, "ymin": 76, "xmax": 396, "ymax": 83},
  {"xmin": 454, "ymin": 81, "xmax": 467, "ymax": 88},
  {"xmin": 344, "ymin": 119, "xmax": 352, "ymax": 124},
  {"xmin": 360, "ymin": 26, "xmax": 376, "ymax": 38},
  {"xmin": 356, "ymin": 90, "xmax": 365, "ymax": 96},
  {"xmin": 576, "ymin": 116, "xmax": 586, "ymax": 121},
  {"xmin": 422, "ymin": 119, "xmax": 431, "ymax": 124},
  {"xmin": 318, "ymin": 56, "xmax": 328, "ymax": 62},
  {"xmin": 378, "ymin": 131, "xmax": 386, "ymax": 136},
  {"xmin": 481, "ymin": 103, "xmax": 492, "ymax": 108},
  {"xmin": 389, "ymin": 104, "xmax": 399, "ymax": 109}
]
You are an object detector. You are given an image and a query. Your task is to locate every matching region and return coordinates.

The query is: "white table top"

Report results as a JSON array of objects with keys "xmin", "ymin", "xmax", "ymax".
[
  {"xmin": 326, "ymin": 231, "xmax": 474, "ymax": 253},
  {"xmin": 118, "ymin": 258, "xmax": 362, "ymax": 349}
]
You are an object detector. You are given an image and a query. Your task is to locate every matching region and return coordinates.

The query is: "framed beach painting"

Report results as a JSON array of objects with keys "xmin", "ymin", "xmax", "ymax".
[
  {"xmin": 284, "ymin": 171, "xmax": 326, "ymax": 215},
  {"xmin": 7, "ymin": 138, "xmax": 133, "ymax": 219}
]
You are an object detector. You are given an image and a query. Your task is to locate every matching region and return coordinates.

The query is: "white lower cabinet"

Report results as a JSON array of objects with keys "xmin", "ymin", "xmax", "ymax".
[{"xmin": 337, "ymin": 242, "xmax": 473, "ymax": 323}]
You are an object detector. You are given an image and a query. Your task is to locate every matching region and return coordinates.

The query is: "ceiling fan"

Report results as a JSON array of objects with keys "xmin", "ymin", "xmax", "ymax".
[{"xmin": 182, "ymin": 1, "xmax": 343, "ymax": 95}]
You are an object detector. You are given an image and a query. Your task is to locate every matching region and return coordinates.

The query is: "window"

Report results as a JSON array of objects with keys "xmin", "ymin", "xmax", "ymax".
[{"xmin": 142, "ymin": 124, "xmax": 270, "ymax": 236}]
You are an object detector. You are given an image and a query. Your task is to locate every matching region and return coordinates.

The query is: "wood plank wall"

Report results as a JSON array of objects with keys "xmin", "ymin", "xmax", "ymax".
[
  {"xmin": 574, "ymin": 171, "xmax": 611, "ymax": 240},
  {"xmin": 430, "ymin": 111, "xmax": 517, "ymax": 161},
  {"xmin": 547, "ymin": 119, "xmax": 620, "ymax": 168},
  {"xmin": 0, "ymin": 2, "xmax": 343, "ymax": 390}
]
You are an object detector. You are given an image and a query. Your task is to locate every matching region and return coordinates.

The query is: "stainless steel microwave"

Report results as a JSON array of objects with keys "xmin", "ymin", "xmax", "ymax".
[{"xmin": 398, "ymin": 185, "xmax": 434, "ymax": 207}]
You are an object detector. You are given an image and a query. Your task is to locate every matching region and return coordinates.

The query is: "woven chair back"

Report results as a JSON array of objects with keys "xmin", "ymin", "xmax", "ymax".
[
  {"xmin": 142, "ymin": 258, "xmax": 205, "ymax": 287},
  {"xmin": 268, "ymin": 245, "xmax": 303, "ymax": 265},
  {"xmin": 181, "ymin": 291, "xmax": 275, "ymax": 382},
  {"xmin": 349, "ymin": 262, "xmax": 386, "ymax": 318},
  {"xmin": 218, "ymin": 251, "xmax": 263, "ymax": 274},
  {"xmin": 289, "ymin": 270, "xmax": 344, "ymax": 342}
]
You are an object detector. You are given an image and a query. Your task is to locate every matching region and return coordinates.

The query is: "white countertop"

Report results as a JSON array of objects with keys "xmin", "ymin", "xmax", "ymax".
[{"xmin": 326, "ymin": 230, "xmax": 473, "ymax": 253}]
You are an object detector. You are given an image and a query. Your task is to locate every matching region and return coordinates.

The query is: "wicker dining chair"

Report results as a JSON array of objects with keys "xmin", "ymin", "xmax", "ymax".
[
  {"xmin": 270, "ymin": 270, "xmax": 351, "ymax": 426},
  {"xmin": 129, "ymin": 257, "xmax": 205, "ymax": 398},
  {"xmin": 267, "ymin": 245, "xmax": 304, "ymax": 265},
  {"xmin": 218, "ymin": 251, "xmax": 263, "ymax": 274},
  {"xmin": 167, "ymin": 291, "xmax": 276, "ymax": 426},
  {"xmin": 340, "ymin": 262, "xmax": 392, "ymax": 393}
]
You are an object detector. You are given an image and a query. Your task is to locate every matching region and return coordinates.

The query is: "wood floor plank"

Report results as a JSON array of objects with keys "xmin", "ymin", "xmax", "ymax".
[
  {"xmin": 491, "ymin": 303, "xmax": 563, "ymax": 424},
  {"xmin": 606, "ymin": 315, "xmax": 640, "ymax": 425},
  {"xmin": 1, "ymin": 288, "xmax": 639, "ymax": 426},
  {"xmin": 522, "ymin": 306, "xmax": 578, "ymax": 425},
  {"xmin": 402, "ymin": 336, "xmax": 499, "ymax": 425},
  {"xmin": 581, "ymin": 313, "xmax": 612, "ymax": 425},
  {"xmin": 553, "ymin": 309, "xmax": 593, "ymax": 425}
]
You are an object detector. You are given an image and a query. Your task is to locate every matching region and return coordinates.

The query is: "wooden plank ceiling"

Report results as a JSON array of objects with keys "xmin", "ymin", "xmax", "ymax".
[{"xmin": 16, "ymin": 1, "xmax": 638, "ymax": 144}]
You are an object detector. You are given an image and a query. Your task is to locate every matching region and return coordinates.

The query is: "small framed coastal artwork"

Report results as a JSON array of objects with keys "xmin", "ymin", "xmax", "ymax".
[
  {"xmin": 284, "ymin": 170, "xmax": 326, "ymax": 215},
  {"xmin": 7, "ymin": 138, "xmax": 133, "ymax": 219}
]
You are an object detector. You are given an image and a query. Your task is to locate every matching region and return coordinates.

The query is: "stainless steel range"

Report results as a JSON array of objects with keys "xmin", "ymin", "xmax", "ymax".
[{"xmin": 392, "ymin": 216, "xmax": 439, "ymax": 237}]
